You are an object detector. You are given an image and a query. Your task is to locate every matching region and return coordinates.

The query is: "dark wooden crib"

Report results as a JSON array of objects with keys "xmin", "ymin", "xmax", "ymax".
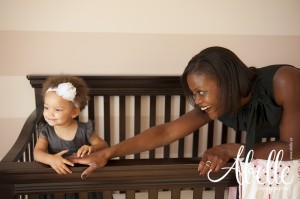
[{"xmin": 0, "ymin": 75, "xmax": 242, "ymax": 199}]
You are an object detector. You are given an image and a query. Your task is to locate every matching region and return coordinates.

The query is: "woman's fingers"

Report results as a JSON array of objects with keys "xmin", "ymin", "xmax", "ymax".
[
  {"xmin": 198, "ymin": 157, "xmax": 226, "ymax": 176},
  {"xmin": 81, "ymin": 162, "xmax": 98, "ymax": 179},
  {"xmin": 198, "ymin": 160, "xmax": 212, "ymax": 176}
]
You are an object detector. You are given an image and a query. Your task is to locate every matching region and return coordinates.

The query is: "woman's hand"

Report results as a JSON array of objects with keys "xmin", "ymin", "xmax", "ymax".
[
  {"xmin": 198, "ymin": 143, "xmax": 241, "ymax": 176},
  {"xmin": 49, "ymin": 150, "xmax": 74, "ymax": 174},
  {"xmin": 77, "ymin": 145, "xmax": 93, "ymax": 157},
  {"xmin": 68, "ymin": 148, "xmax": 110, "ymax": 179}
]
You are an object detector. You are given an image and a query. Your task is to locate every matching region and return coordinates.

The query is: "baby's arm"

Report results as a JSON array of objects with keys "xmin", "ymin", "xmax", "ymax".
[
  {"xmin": 76, "ymin": 132, "xmax": 108, "ymax": 157},
  {"xmin": 33, "ymin": 136, "xmax": 74, "ymax": 174}
]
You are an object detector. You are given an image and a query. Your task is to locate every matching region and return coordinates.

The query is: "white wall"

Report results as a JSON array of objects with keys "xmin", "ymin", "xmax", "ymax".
[
  {"xmin": 1, "ymin": 0, "xmax": 299, "ymax": 35},
  {"xmin": 1, "ymin": 0, "xmax": 300, "ymax": 160}
]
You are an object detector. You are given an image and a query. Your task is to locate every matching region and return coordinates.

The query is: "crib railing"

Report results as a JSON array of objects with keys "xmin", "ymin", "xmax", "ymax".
[{"xmin": 0, "ymin": 158, "xmax": 238, "ymax": 199}]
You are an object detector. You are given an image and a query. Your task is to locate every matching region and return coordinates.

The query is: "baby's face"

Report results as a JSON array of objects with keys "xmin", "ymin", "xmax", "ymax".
[{"xmin": 43, "ymin": 91, "xmax": 77, "ymax": 127}]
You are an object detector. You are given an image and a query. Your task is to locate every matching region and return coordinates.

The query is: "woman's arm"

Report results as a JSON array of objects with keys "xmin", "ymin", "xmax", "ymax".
[
  {"xmin": 253, "ymin": 66, "xmax": 300, "ymax": 160},
  {"xmin": 70, "ymin": 109, "xmax": 211, "ymax": 178},
  {"xmin": 105, "ymin": 109, "xmax": 210, "ymax": 159}
]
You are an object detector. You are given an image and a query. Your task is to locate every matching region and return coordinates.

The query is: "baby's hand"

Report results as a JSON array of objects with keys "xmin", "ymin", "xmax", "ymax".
[
  {"xmin": 77, "ymin": 145, "xmax": 93, "ymax": 157},
  {"xmin": 49, "ymin": 150, "xmax": 74, "ymax": 174}
]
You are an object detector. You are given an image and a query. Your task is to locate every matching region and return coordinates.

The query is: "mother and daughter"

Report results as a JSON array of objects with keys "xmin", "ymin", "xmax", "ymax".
[{"xmin": 34, "ymin": 46, "xmax": 300, "ymax": 199}]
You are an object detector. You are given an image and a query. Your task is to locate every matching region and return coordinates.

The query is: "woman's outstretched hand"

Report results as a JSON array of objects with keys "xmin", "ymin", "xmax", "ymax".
[
  {"xmin": 198, "ymin": 143, "xmax": 242, "ymax": 176},
  {"xmin": 68, "ymin": 149, "xmax": 110, "ymax": 179}
]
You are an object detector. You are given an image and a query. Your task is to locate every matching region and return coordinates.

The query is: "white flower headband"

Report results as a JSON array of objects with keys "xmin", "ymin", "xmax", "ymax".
[{"xmin": 46, "ymin": 82, "xmax": 79, "ymax": 108}]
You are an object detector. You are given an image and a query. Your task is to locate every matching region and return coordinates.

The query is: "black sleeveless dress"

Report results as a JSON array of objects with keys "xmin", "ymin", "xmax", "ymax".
[{"xmin": 218, "ymin": 65, "xmax": 291, "ymax": 156}]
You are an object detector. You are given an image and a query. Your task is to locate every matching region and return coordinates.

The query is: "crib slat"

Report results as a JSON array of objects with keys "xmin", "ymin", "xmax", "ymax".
[
  {"xmin": 104, "ymin": 96, "xmax": 111, "ymax": 146},
  {"xmin": 170, "ymin": 188, "xmax": 180, "ymax": 199},
  {"xmin": 207, "ymin": 121, "xmax": 214, "ymax": 148},
  {"xmin": 164, "ymin": 95, "xmax": 171, "ymax": 158},
  {"xmin": 24, "ymin": 145, "xmax": 30, "ymax": 162},
  {"xmin": 79, "ymin": 192, "xmax": 88, "ymax": 199},
  {"xmin": 103, "ymin": 191, "xmax": 113, "ymax": 199},
  {"xmin": 192, "ymin": 130, "xmax": 200, "ymax": 157},
  {"xmin": 193, "ymin": 187, "xmax": 203, "ymax": 199},
  {"xmin": 88, "ymin": 96, "xmax": 95, "ymax": 122},
  {"xmin": 235, "ymin": 130, "xmax": 242, "ymax": 143},
  {"xmin": 221, "ymin": 123, "xmax": 228, "ymax": 144},
  {"xmin": 119, "ymin": 96, "xmax": 126, "ymax": 160},
  {"xmin": 28, "ymin": 194, "xmax": 39, "ymax": 199},
  {"xmin": 29, "ymin": 133, "xmax": 35, "ymax": 162},
  {"xmin": 215, "ymin": 187, "xmax": 225, "ymax": 199},
  {"xmin": 126, "ymin": 190, "xmax": 135, "ymax": 199},
  {"xmin": 134, "ymin": 96, "xmax": 141, "ymax": 159},
  {"xmin": 149, "ymin": 189, "xmax": 158, "ymax": 199},
  {"xmin": 178, "ymin": 95, "xmax": 186, "ymax": 158},
  {"xmin": 119, "ymin": 96, "xmax": 126, "ymax": 142},
  {"xmin": 149, "ymin": 95, "xmax": 156, "ymax": 159},
  {"xmin": 54, "ymin": 193, "xmax": 64, "ymax": 199}
]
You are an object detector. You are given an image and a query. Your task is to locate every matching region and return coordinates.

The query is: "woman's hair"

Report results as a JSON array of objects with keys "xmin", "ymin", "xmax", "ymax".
[
  {"xmin": 181, "ymin": 46, "xmax": 257, "ymax": 116},
  {"xmin": 42, "ymin": 75, "xmax": 89, "ymax": 111}
]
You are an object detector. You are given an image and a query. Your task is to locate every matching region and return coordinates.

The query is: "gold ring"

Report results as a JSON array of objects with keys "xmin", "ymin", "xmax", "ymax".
[{"xmin": 205, "ymin": 161, "xmax": 212, "ymax": 167}]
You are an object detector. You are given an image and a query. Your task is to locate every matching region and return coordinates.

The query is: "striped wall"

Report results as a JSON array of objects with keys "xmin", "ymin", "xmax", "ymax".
[{"xmin": 1, "ymin": 0, "xmax": 300, "ymax": 160}]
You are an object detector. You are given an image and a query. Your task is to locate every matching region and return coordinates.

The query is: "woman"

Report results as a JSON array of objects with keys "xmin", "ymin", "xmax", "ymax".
[{"xmin": 70, "ymin": 46, "xmax": 300, "ymax": 182}]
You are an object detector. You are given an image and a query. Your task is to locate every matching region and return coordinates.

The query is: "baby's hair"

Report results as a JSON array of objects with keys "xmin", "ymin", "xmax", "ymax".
[{"xmin": 42, "ymin": 75, "xmax": 89, "ymax": 111}]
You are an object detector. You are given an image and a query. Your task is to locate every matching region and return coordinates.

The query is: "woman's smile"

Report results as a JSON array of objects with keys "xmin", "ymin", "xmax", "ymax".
[
  {"xmin": 200, "ymin": 105, "xmax": 211, "ymax": 111},
  {"xmin": 187, "ymin": 73, "xmax": 223, "ymax": 119}
]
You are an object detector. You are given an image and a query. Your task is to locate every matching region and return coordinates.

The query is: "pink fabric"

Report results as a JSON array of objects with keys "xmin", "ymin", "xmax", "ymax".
[
  {"xmin": 228, "ymin": 186, "xmax": 238, "ymax": 199},
  {"xmin": 239, "ymin": 159, "xmax": 300, "ymax": 199}
]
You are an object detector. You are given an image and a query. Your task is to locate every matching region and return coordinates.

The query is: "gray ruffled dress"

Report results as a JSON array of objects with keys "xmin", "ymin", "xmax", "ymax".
[
  {"xmin": 38, "ymin": 120, "xmax": 93, "ymax": 157},
  {"xmin": 37, "ymin": 120, "xmax": 103, "ymax": 199}
]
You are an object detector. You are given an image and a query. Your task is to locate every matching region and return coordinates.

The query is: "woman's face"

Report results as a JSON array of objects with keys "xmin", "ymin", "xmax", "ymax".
[{"xmin": 187, "ymin": 73, "xmax": 225, "ymax": 119}]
